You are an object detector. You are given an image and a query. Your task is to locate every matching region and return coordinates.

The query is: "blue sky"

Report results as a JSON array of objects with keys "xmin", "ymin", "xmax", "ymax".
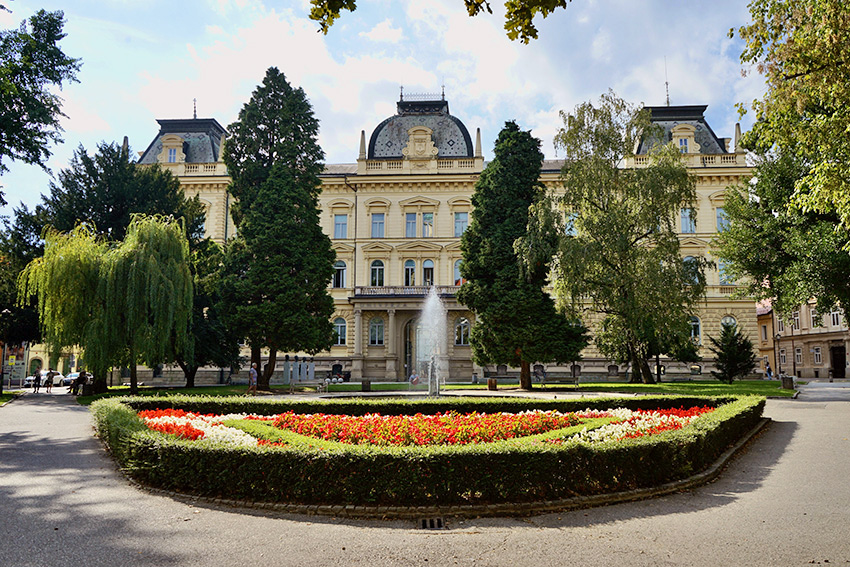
[{"xmin": 0, "ymin": 0, "xmax": 765, "ymax": 217}]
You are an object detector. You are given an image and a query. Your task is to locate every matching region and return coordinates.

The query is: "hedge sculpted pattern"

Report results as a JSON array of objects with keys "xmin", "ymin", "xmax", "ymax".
[{"xmin": 91, "ymin": 395, "xmax": 764, "ymax": 507}]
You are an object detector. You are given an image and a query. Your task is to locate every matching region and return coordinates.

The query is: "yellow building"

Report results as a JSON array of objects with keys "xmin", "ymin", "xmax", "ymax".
[{"xmin": 139, "ymin": 95, "xmax": 757, "ymax": 382}]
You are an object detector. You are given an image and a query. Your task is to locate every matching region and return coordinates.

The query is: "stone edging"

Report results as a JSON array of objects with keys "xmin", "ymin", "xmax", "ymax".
[
  {"xmin": 123, "ymin": 417, "xmax": 771, "ymax": 519},
  {"xmin": 0, "ymin": 391, "xmax": 26, "ymax": 406}
]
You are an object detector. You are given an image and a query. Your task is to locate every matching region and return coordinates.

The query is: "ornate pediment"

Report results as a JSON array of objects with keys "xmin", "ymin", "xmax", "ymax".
[
  {"xmin": 332, "ymin": 242, "xmax": 355, "ymax": 253},
  {"xmin": 444, "ymin": 241, "xmax": 463, "ymax": 251},
  {"xmin": 361, "ymin": 241, "xmax": 394, "ymax": 252},
  {"xmin": 679, "ymin": 236, "xmax": 708, "ymax": 248},
  {"xmin": 399, "ymin": 195, "xmax": 440, "ymax": 208},
  {"xmin": 396, "ymin": 241, "xmax": 443, "ymax": 252}
]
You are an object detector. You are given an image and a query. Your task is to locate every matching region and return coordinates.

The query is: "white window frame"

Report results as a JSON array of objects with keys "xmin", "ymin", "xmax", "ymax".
[
  {"xmin": 454, "ymin": 212, "xmax": 468, "ymax": 237},
  {"xmin": 334, "ymin": 214, "xmax": 348, "ymax": 239},
  {"xmin": 795, "ymin": 347, "xmax": 802, "ymax": 365},
  {"xmin": 455, "ymin": 317, "xmax": 470, "ymax": 346},
  {"xmin": 370, "ymin": 260, "xmax": 385, "ymax": 287},
  {"xmin": 792, "ymin": 311, "xmax": 800, "ymax": 331},
  {"xmin": 422, "ymin": 259, "xmax": 434, "ymax": 287},
  {"xmin": 333, "ymin": 318, "xmax": 347, "ymax": 345},
  {"xmin": 831, "ymin": 309, "xmax": 842, "ymax": 327},
  {"xmin": 422, "ymin": 212, "xmax": 434, "ymax": 238},
  {"xmin": 814, "ymin": 347, "xmax": 822, "ymax": 364},
  {"xmin": 332, "ymin": 261, "xmax": 346, "ymax": 288},
  {"xmin": 681, "ymin": 208, "xmax": 696, "ymax": 233},
  {"xmin": 405, "ymin": 213, "xmax": 417, "ymax": 238},
  {"xmin": 779, "ymin": 349, "xmax": 787, "ymax": 365},
  {"xmin": 371, "ymin": 212, "xmax": 385, "ymax": 239},
  {"xmin": 369, "ymin": 317, "xmax": 384, "ymax": 346}
]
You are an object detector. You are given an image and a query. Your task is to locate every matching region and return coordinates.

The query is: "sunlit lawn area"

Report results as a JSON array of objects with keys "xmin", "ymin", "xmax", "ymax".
[
  {"xmin": 71, "ymin": 378, "xmax": 795, "ymax": 406},
  {"xmin": 1, "ymin": 391, "xmax": 23, "ymax": 405}
]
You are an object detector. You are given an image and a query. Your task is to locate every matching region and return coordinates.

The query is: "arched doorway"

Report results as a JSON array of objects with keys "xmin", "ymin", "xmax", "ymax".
[{"xmin": 403, "ymin": 318, "xmax": 448, "ymax": 383}]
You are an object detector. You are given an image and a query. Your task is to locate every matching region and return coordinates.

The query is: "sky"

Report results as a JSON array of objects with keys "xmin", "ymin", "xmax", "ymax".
[{"xmin": 0, "ymin": 0, "xmax": 766, "ymax": 218}]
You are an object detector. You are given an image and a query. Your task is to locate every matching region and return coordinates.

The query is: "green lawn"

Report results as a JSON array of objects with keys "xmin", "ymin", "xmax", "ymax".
[
  {"xmin": 72, "ymin": 378, "xmax": 795, "ymax": 405},
  {"xmin": 1, "ymin": 391, "xmax": 23, "ymax": 405}
]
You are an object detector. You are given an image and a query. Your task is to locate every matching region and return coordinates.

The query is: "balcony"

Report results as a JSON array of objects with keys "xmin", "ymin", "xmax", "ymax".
[
  {"xmin": 159, "ymin": 162, "xmax": 229, "ymax": 177},
  {"xmin": 353, "ymin": 285, "xmax": 458, "ymax": 298},
  {"xmin": 629, "ymin": 153, "xmax": 746, "ymax": 168}
]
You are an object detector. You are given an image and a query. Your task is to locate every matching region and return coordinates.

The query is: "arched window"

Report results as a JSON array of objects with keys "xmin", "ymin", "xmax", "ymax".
[
  {"xmin": 404, "ymin": 260, "xmax": 415, "ymax": 286},
  {"xmin": 423, "ymin": 259, "xmax": 434, "ymax": 287},
  {"xmin": 369, "ymin": 317, "xmax": 384, "ymax": 346},
  {"xmin": 455, "ymin": 317, "xmax": 470, "ymax": 345},
  {"xmin": 689, "ymin": 316, "xmax": 701, "ymax": 345},
  {"xmin": 454, "ymin": 259, "xmax": 465, "ymax": 286},
  {"xmin": 370, "ymin": 260, "xmax": 384, "ymax": 287},
  {"xmin": 332, "ymin": 261, "xmax": 346, "ymax": 288},
  {"xmin": 721, "ymin": 315, "xmax": 737, "ymax": 329},
  {"xmin": 333, "ymin": 318, "xmax": 347, "ymax": 345}
]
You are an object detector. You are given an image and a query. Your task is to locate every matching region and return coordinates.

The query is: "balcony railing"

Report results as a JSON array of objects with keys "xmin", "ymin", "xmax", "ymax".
[
  {"xmin": 628, "ymin": 153, "xmax": 746, "ymax": 168},
  {"xmin": 354, "ymin": 285, "xmax": 458, "ymax": 297},
  {"xmin": 160, "ymin": 162, "xmax": 228, "ymax": 176}
]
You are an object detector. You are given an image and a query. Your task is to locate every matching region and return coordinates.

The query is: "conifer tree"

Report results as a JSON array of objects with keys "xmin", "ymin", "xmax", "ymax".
[
  {"xmin": 708, "ymin": 323, "xmax": 757, "ymax": 384},
  {"xmin": 458, "ymin": 121, "xmax": 588, "ymax": 390},
  {"xmin": 219, "ymin": 68, "xmax": 335, "ymax": 390}
]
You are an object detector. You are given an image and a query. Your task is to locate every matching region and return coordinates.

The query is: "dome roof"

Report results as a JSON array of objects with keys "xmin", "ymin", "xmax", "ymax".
[{"xmin": 368, "ymin": 97, "xmax": 473, "ymax": 160}]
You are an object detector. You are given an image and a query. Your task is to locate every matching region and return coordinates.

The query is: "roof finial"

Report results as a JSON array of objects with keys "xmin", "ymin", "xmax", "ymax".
[
  {"xmin": 441, "ymin": 83, "xmax": 445, "ymax": 101},
  {"xmin": 193, "ymin": 98, "xmax": 197, "ymax": 119},
  {"xmin": 399, "ymin": 85, "xmax": 404, "ymax": 102},
  {"xmin": 664, "ymin": 57, "xmax": 670, "ymax": 106}
]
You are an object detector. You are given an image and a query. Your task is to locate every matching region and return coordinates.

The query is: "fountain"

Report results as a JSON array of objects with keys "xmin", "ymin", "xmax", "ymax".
[{"xmin": 417, "ymin": 286, "xmax": 449, "ymax": 396}]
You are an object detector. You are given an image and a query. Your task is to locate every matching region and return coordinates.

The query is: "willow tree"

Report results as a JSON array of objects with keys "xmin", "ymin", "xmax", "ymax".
[{"xmin": 18, "ymin": 215, "xmax": 192, "ymax": 394}]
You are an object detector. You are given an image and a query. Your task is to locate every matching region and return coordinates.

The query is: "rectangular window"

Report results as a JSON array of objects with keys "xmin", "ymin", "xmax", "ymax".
[
  {"xmin": 778, "ymin": 320, "xmax": 785, "ymax": 332},
  {"xmin": 334, "ymin": 214, "xmax": 348, "ymax": 239},
  {"xmin": 167, "ymin": 148, "xmax": 177, "ymax": 163},
  {"xmin": 716, "ymin": 207, "xmax": 729, "ymax": 232},
  {"xmin": 780, "ymin": 349, "xmax": 786, "ymax": 365},
  {"xmin": 811, "ymin": 308, "xmax": 821, "ymax": 328},
  {"xmin": 454, "ymin": 212, "xmax": 468, "ymax": 237},
  {"xmin": 831, "ymin": 309, "xmax": 842, "ymax": 327},
  {"xmin": 405, "ymin": 213, "xmax": 417, "ymax": 238},
  {"xmin": 795, "ymin": 347, "xmax": 802, "ymax": 365},
  {"xmin": 679, "ymin": 138, "xmax": 689, "ymax": 154},
  {"xmin": 422, "ymin": 212, "xmax": 434, "ymax": 238},
  {"xmin": 792, "ymin": 311, "xmax": 800, "ymax": 331},
  {"xmin": 761, "ymin": 325, "xmax": 768, "ymax": 341},
  {"xmin": 814, "ymin": 347, "xmax": 822, "ymax": 364},
  {"xmin": 371, "ymin": 213, "xmax": 384, "ymax": 238},
  {"xmin": 681, "ymin": 208, "xmax": 696, "ymax": 233}
]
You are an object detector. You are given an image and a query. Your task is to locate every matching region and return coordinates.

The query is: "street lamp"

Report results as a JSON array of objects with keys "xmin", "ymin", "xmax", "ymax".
[
  {"xmin": 0, "ymin": 309, "xmax": 9, "ymax": 395},
  {"xmin": 774, "ymin": 333, "xmax": 782, "ymax": 376}
]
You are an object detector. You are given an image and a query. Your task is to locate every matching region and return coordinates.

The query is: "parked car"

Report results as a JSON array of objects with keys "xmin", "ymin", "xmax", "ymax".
[
  {"xmin": 64, "ymin": 372, "xmax": 79, "ymax": 387},
  {"xmin": 24, "ymin": 370, "xmax": 65, "ymax": 387}
]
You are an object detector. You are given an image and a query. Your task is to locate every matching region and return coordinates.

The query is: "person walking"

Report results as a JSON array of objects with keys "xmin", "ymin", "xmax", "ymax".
[
  {"xmin": 45, "ymin": 368, "xmax": 57, "ymax": 393},
  {"xmin": 32, "ymin": 370, "xmax": 41, "ymax": 393},
  {"xmin": 246, "ymin": 362, "xmax": 258, "ymax": 396}
]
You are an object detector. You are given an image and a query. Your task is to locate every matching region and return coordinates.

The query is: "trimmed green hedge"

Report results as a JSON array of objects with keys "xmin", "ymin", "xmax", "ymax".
[{"xmin": 91, "ymin": 395, "xmax": 764, "ymax": 506}]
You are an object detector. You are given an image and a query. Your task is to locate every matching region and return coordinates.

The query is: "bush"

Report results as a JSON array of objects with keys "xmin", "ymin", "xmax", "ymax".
[{"xmin": 91, "ymin": 395, "xmax": 765, "ymax": 506}]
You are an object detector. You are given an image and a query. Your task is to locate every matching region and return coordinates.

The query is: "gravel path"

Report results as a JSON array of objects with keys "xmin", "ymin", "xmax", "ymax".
[{"xmin": 1, "ymin": 383, "xmax": 848, "ymax": 566}]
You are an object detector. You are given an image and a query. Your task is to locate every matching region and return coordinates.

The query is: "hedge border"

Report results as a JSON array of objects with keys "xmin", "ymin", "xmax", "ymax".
[{"xmin": 91, "ymin": 395, "xmax": 765, "ymax": 512}]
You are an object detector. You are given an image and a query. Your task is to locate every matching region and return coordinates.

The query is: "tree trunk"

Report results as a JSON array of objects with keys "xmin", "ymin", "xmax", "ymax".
[
  {"xmin": 639, "ymin": 357, "xmax": 656, "ymax": 384},
  {"xmin": 176, "ymin": 356, "xmax": 197, "ymax": 388},
  {"xmin": 260, "ymin": 347, "xmax": 277, "ymax": 391},
  {"xmin": 92, "ymin": 371, "xmax": 108, "ymax": 394},
  {"xmin": 129, "ymin": 342, "xmax": 138, "ymax": 395},
  {"xmin": 628, "ymin": 351, "xmax": 642, "ymax": 383},
  {"xmin": 519, "ymin": 359, "xmax": 532, "ymax": 390},
  {"xmin": 656, "ymin": 353, "xmax": 662, "ymax": 383}
]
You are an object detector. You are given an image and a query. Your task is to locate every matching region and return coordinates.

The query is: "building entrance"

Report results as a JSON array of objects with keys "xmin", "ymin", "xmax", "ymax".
[{"xmin": 830, "ymin": 345, "xmax": 846, "ymax": 379}]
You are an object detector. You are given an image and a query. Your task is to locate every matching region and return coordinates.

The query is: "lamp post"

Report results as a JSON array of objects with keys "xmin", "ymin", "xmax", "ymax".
[
  {"xmin": 0, "ymin": 309, "xmax": 9, "ymax": 395},
  {"xmin": 775, "ymin": 333, "xmax": 782, "ymax": 376}
]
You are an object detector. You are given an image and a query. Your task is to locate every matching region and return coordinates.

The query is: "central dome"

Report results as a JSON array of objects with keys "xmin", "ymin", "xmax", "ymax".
[{"xmin": 368, "ymin": 96, "xmax": 473, "ymax": 160}]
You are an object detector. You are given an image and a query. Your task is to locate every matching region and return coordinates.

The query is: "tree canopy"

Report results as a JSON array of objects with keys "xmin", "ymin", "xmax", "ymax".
[
  {"xmin": 528, "ymin": 92, "xmax": 706, "ymax": 383},
  {"xmin": 309, "ymin": 0, "xmax": 575, "ymax": 43},
  {"xmin": 458, "ymin": 121, "xmax": 588, "ymax": 390},
  {"xmin": 713, "ymin": 150, "xmax": 850, "ymax": 319},
  {"xmin": 708, "ymin": 322, "xmax": 757, "ymax": 384},
  {"xmin": 0, "ymin": 9, "xmax": 80, "ymax": 186},
  {"xmin": 18, "ymin": 216, "xmax": 193, "ymax": 394},
  {"xmin": 219, "ymin": 67, "xmax": 336, "ymax": 390},
  {"xmin": 735, "ymin": 0, "xmax": 850, "ymax": 231}
]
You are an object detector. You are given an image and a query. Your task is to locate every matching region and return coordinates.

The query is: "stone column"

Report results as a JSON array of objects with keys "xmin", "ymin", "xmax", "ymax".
[
  {"xmin": 352, "ymin": 309, "xmax": 363, "ymax": 380},
  {"xmin": 386, "ymin": 309, "xmax": 397, "ymax": 380}
]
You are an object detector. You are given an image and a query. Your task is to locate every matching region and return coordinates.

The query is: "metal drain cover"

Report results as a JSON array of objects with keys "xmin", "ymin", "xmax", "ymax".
[{"xmin": 419, "ymin": 517, "xmax": 445, "ymax": 530}]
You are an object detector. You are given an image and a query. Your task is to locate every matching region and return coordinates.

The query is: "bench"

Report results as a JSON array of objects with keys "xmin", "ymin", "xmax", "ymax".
[{"xmin": 289, "ymin": 379, "xmax": 327, "ymax": 394}]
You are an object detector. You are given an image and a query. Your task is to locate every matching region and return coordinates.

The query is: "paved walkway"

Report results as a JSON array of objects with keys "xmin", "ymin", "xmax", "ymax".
[{"xmin": 1, "ymin": 384, "xmax": 849, "ymax": 566}]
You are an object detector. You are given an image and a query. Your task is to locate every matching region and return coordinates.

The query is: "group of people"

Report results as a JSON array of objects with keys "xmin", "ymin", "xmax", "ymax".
[{"xmin": 28, "ymin": 368, "xmax": 89, "ymax": 394}]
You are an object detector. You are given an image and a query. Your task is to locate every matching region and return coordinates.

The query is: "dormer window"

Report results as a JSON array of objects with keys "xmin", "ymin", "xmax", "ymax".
[
  {"xmin": 167, "ymin": 148, "xmax": 177, "ymax": 163},
  {"xmin": 678, "ymin": 138, "xmax": 689, "ymax": 154}
]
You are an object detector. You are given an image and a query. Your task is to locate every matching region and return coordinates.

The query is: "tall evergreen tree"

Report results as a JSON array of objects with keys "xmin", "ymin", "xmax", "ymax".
[
  {"xmin": 219, "ymin": 68, "xmax": 335, "ymax": 390},
  {"xmin": 458, "ymin": 121, "xmax": 588, "ymax": 390}
]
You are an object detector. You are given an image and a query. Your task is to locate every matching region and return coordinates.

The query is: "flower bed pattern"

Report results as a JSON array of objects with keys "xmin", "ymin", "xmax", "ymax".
[{"xmin": 138, "ymin": 406, "xmax": 713, "ymax": 447}]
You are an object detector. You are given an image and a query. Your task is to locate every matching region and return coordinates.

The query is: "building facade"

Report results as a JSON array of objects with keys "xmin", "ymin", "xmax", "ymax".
[{"xmin": 140, "ymin": 96, "xmax": 758, "ymax": 382}]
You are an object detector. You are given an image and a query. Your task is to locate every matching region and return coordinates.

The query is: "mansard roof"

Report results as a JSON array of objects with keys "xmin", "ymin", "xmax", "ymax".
[
  {"xmin": 367, "ymin": 94, "xmax": 474, "ymax": 160},
  {"xmin": 138, "ymin": 118, "xmax": 227, "ymax": 164},
  {"xmin": 637, "ymin": 105, "xmax": 727, "ymax": 155}
]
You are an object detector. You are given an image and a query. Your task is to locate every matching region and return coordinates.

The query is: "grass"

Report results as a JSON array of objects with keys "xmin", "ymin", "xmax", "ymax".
[
  {"xmin": 72, "ymin": 378, "xmax": 795, "ymax": 406},
  {"xmin": 1, "ymin": 391, "xmax": 23, "ymax": 405}
]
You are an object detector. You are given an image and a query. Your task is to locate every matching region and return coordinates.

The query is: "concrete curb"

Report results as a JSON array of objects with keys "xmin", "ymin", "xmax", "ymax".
[
  {"xmin": 0, "ymin": 391, "xmax": 26, "ymax": 407},
  {"xmin": 119, "ymin": 417, "xmax": 771, "ymax": 520}
]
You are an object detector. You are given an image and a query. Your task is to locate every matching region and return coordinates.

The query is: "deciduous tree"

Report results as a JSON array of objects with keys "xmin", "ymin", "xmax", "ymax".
[
  {"xmin": 532, "ymin": 92, "xmax": 707, "ymax": 383},
  {"xmin": 735, "ymin": 0, "xmax": 850, "ymax": 231},
  {"xmin": 0, "ymin": 9, "xmax": 80, "ymax": 188},
  {"xmin": 458, "ymin": 121, "xmax": 588, "ymax": 390}
]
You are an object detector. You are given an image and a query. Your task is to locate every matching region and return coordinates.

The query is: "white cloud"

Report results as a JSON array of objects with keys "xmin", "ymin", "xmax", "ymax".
[{"xmin": 359, "ymin": 19, "xmax": 403, "ymax": 43}]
